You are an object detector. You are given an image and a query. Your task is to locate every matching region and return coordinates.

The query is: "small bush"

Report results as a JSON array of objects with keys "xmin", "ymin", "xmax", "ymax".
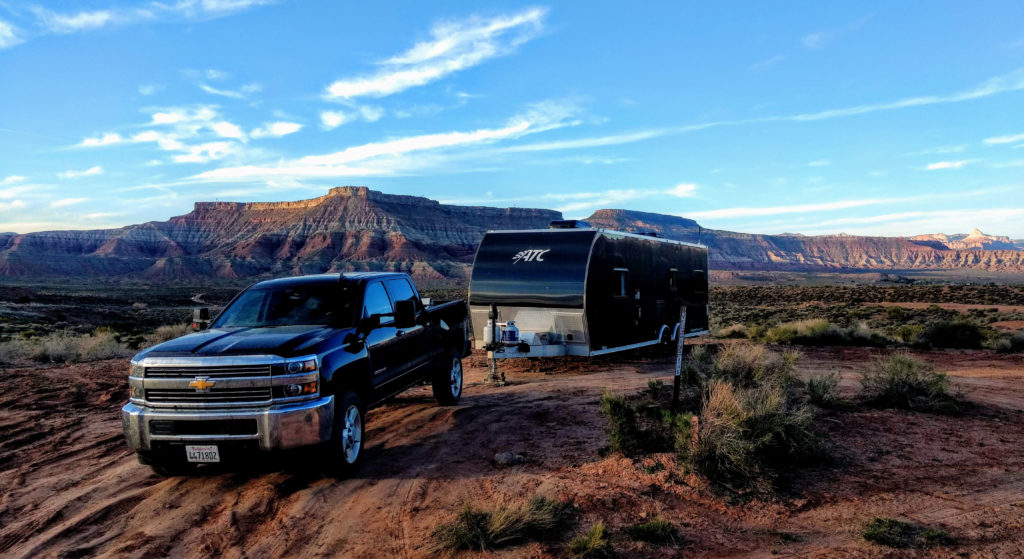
[
  {"xmin": 994, "ymin": 331, "xmax": 1024, "ymax": 353},
  {"xmin": 694, "ymin": 343, "xmax": 799, "ymax": 388},
  {"xmin": 600, "ymin": 392, "xmax": 691, "ymax": 457},
  {"xmin": 859, "ymin": 353, "xmax": 958, "ymax": 412},
  {"xmin": 0, "ymin": 330, "xmax": 132, "ymax": 364},
  {"xmin": 716, "ymin": 323, "xmax": 748, "ymax": 339},
  {"xmin": 568, "ymin": 522, "xmax": 616, "ymax": 558},
  {"xmin": 862, "ymin": 517, "xmax": 952, "ymax": 548},
  {"xmin": 806, "ymin": 372, "xmax": 843, "ymax": 408},
  {"xmin": 763, "ymin": 319, "xmax": 887, "ymax": 347},
  {"xmin": 893, "ymin": 324, "xmax": 925, "ymax": 346},
  {"xmin": 624, "ymin": 517, "xmax": 679, "ymax": 544},
  {"xmin": 432, "ymin": 496, "xmax": 574, "ymax": 552},
  {"xmin": 690, "ymin": 379, "xmax": 823, "ymax": 489},
  {"xmin": 920, "ymin": 320, "xmax": 986, "ymax": 349},
  {"xmin": 147, "ymin": 323, "xmax": 193, "ymax": 345}
]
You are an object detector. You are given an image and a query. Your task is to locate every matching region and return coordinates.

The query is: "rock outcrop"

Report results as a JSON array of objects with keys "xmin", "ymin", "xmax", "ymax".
[{"xmin": 0, "ymin": 188, "xmax": 1022, "ymax": 282}]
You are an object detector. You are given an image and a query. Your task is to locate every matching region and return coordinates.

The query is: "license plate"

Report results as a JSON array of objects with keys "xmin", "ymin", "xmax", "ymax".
[{"xmin": 185, "ymin": 444, "xmax": 220, "ymax": 463}]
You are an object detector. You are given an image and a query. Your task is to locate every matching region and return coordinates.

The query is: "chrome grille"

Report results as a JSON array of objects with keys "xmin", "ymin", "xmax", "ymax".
[
  {"xmin": 145, "ymin": 387, "xmax": 272, "ymax": 404},
  {"xmin": 145, "ymin": 364, "xmax": 271, "ymax": 378}
]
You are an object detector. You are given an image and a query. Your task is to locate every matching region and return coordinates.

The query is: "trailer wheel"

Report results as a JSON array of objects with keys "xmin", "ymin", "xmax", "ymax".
[
  {"xmin": 322, "ymin": 391, "xmax": 366, "ymax": 476},
  {"xmin": 432, "ymin": 350, "xmax": 463, "ymax": 406}
]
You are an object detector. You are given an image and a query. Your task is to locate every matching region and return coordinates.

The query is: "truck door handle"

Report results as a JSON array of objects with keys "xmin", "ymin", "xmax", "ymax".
[{"xmin": 396, "ymin": 330, "xmax": 404, "ymax": 336}]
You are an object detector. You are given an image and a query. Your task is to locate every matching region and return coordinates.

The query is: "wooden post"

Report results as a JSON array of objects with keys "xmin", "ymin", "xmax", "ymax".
[{"xmin": 672, "ymin": 306, "xmax": 687, "ymax": 414}]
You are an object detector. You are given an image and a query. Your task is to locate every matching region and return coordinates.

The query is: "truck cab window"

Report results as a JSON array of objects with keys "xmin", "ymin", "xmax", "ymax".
[
  {"xmin": 614, "ymin": 268, "xmax": 629, "ymax": 297},
  {"xmin": 362, "ymin": 282, "xmax": 393, "ymax": 321},
  {"xmin": 385, "ymin": 278, "xmax": 418, "ymax": 310}
]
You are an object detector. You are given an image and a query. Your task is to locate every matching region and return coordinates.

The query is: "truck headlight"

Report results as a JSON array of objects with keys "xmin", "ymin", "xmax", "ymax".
[
  {"xmin": 129, "ymin": 360, "xmax": 144, "ymax": 377},
  {"xmin": 285, "ymin": 358, "xmax": 317, "ymax": 374}
]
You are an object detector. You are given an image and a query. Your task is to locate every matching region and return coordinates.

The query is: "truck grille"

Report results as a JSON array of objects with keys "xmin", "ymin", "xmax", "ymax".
[
  {"xmin": 145, "ymin": 387, "xmax": 272, "ymax": 404},
  {"xmin": 145, "ymin": 364, "xmax": 272, "ymax": 378}
]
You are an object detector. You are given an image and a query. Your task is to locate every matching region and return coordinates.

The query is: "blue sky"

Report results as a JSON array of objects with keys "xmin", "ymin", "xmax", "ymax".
[{"xmin": 1, "ymin": 1, "xmax": 1023, "ymax": 237}]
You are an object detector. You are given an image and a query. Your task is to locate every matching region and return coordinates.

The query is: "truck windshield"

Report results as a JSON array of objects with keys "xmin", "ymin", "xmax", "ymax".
[{"xmin": 212, "ymin": 283, "xmax": 356, "ymax": 328}]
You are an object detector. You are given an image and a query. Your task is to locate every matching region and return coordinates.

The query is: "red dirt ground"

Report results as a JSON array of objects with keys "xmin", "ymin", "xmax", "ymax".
[{"xmin": 1, "ymin": 344, "xmax": 1023, "ymax": 558}]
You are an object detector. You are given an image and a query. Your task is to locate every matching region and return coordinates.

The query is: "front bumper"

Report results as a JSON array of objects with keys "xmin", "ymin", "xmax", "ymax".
[{"xmin": 122, "ymin": 395, "xmax": 335, "ymax": 453}]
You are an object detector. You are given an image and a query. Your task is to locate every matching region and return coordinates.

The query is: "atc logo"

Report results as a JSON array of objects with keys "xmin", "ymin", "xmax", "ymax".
[{"xmin": 512, "ymin": 249, "xmax": 550, "ymax": 264}]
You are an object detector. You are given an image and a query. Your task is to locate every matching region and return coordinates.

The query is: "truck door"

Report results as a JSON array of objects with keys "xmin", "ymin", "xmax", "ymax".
[
  {"xmin": 361, "ymin": 281, "xmax": 414, "ymax": 395},
  {"xmin": 384, "ymin": 278, "xmax": 433, "ymax": 381}
]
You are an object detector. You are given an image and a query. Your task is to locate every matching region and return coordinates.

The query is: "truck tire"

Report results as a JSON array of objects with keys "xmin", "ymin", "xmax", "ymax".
[
  {"xmin": 323, "ymin": 391, "xmax": 366, "ymax": 476},
  {"xmin": 432, "ymin": 349, "xmax": 463, "ymax": 406}
]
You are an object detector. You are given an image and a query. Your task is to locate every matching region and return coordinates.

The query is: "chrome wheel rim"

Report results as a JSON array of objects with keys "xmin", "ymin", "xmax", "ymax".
[
  {"xmin": 450, "ymin": 358, "xmax": 462, "ymax": 398},
  {"xmin": 341, "ymin": 404, "xmax": 362, "ymax": 463}
]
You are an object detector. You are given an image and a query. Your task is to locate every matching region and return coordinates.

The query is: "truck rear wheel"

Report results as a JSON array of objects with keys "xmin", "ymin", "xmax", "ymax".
[
  {"xmin": 432, "ymin": 350, "xmax": 463, "ymax": 406},
  {"xmin": 323, "ymin": 391, "xmax": 366, "ymax": 476}
]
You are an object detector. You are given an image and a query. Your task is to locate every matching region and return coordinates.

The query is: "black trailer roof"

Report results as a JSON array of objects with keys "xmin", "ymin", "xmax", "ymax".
[{"xmin": 485, "ymin": 227, "xmax": 707, "ymax": 250}]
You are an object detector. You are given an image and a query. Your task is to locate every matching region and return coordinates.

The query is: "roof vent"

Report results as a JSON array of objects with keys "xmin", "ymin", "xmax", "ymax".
[{"xmin": 549, "ymin": 220, "xmax": 591, "ymax": 229}]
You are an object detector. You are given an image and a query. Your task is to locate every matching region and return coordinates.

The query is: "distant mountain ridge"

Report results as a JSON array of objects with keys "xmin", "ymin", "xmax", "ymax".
[
  {"xmin": 0, "ymin": 187, "xmax": 1022, "ymax": 282},
  {"xmin": 909, "ymin": 229, "xmax": 1023, "ymax": 251}
]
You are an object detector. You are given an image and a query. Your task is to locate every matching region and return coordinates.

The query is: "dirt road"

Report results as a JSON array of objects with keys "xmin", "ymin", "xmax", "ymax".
[{"xmin": 1, "ymin": 346, "xmax": 1023, "ymax": 558}]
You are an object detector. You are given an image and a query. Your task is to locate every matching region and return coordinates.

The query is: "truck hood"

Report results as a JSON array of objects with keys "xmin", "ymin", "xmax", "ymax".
[{"xmin": 136, "ymin": 325, "xmax": 350, "ymax": 359}]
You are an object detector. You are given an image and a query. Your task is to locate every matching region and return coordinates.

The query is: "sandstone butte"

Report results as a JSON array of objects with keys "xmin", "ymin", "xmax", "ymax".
[{"xmin": 0, "ymin": 186, "xmax": 1022, "ymax": 282}]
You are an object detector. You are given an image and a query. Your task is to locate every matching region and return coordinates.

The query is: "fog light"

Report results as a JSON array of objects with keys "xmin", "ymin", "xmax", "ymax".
[{"xmin": 284, "ymin": 384, "xmax": 301, "ymax": 397}]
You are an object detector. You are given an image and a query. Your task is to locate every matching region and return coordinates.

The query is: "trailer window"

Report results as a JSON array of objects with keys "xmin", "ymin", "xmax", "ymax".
[
  {"xmin": 613, "ymin": 268, "xmax": 629, "ymax": 297},
  {"xmin": 693, "ymin": 270, "xmax": 707, "ymax": 294},
  {"xmin": 668, "ymin": 268, "xmax": 678, "ymax": 290}
]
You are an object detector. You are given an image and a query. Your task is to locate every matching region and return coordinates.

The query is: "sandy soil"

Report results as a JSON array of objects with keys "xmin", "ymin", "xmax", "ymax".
[{"xmin": 1, "ymin": 345, "xmax": 1023, "ymax": 558}]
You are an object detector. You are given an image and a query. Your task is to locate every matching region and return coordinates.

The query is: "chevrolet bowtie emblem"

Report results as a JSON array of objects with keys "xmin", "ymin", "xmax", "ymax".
[{"xmin": 189, "ymin": 377, "xmax": 215, "ymax": 391}]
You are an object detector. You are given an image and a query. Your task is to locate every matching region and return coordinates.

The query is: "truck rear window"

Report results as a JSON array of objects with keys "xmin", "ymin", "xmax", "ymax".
[{"xmin": 213, "ymin": 284, "xmax": 356, "ymax": 328}]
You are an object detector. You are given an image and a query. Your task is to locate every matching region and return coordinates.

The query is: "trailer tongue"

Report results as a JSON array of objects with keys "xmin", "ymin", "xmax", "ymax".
[{"xmin": 468, "ymin": 222, "xmax": 709, "ymax": 366}]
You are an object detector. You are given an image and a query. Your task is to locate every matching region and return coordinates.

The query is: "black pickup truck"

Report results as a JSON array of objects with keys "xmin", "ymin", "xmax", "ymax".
[{"xmin": 122, "ymin": 272, "xmax": 470, "ymax": 476}]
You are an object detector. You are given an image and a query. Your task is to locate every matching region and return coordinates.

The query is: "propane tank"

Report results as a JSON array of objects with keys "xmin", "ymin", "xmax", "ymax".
[
  {"xmin": 483, "ymin": 319, "xmax": 494, "ymax": 346},
  {"xmin": 500, "ymin": 320, "xmax": 520, "ymax": 346}
]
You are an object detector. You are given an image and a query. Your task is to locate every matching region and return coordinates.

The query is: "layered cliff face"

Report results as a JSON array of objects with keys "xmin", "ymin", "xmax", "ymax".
[
  {"xmin": 0, "ymin": 186, "xmax": 559, "ymax": 281},
  {"xmin": 910, "ymin": 229, "xmax": 1022, "ymax": 251},
  {"xmin": 0, "ymin": 188, "xmax": 1022, "ymax": 282},
  {"xmin": 584, "ymin": 209, "xmax": 1024, "ymax": 273}
]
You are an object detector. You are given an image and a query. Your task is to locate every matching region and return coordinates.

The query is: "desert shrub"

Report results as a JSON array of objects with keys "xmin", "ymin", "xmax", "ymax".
[
  {"xmin": 624, "ymin": 517, "xmax": 679, "ymax": 544},
  {"xmin": 646, "ymin": 379, "xmax": 664, "ymax": 399},
  {"xmin": 862, "ymin": 517, "xmax": 952, "ymax": 548},
  {"xmin": 147, "ymin": 323, "xmax": 193, "ymax": 345},
  {"xmin": 568, "ymin": 522, "xmax": 616, "ymax": 559},
  {"xmin": 920, "ymin": 320, "xmax": 986, "ymax": 349},
  {"xmin": 600, "ymin": 392, "xmax": 692, "ymax": 457},
  {"xmin": 689, "ymin": 379, "xmax": 823, "ymax": 490},
  {"xmin": 0, "ymin": 330, "xmax": 131, "ymax": 364},
  {"xmin": 716, "ymin": 323, "xmax": 748, "ymax": 339},
  {"xmin": 859, "ymin": 353, "xmax": 958, "ymax": 413},
  {"xmin": 763, "ymin": 319, "xmax": 887, "ymax": 347},
  {"xmin": 432, "ymin": 496, "xmax": 574, "ymax": 552},
  {"xmin": 691, "ymin": 343, "xmax": 798, "ymax": 388},
  {"xmin": 994, "ymin": 331, "xmax": 1024, "ymax": 353},
  {"xmin": 806, "ymin": 372, "xmax": 843, "ymax": 408},
  {"xmin": 893, "ymin": 324, "xmax": 925, "ymax": 346}
]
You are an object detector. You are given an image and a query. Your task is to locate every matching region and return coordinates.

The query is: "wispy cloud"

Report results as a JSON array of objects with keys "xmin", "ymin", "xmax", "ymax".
[
  {"xmin": 807, "ymin": 159, "xmax": 830, "ymax": 167},
  {"xmin": 57, "ymin": 166, "xmax": 103, "ymax": 179},
  {"xmin": 1, "ymin": 175, "xmax": 26, "ymax": 186},
  {"xmin": 667, "ymin": 183, "xmax": 698, "ymax": 197},
  {"xmin": 905, "ymin": 145, "xmax": 966, "ymax": 156},
  {"xmin": 28, "ymin": 1, "xmax": 272, "ymax": 37},
  {"xmin": 78, "ymin": 132, "xmax": 125, "ymax": 147},
  {"xmin": 691, "ymin": 197, "xmax": 917, "ymax": 220},
  {"xmin": 324, "ymin": 7, "xmax": 546, "ymax": 100},
  {"xmin": 50, "ymin": 197, "xmax": 88, "ymax": 208},
  {"xmin": 802, "ymin": 31, "xmax": 828, "ymax": 49},
  {"xmin": 138, "ymin": 84, "xmax": 162, "ymax": 96},
  {"xmin": 749, "ymin": 54, "xmax": 786, "ymax": 71},
  {"xmin": 801, "ymin": 15, "xmax": 872, "ymax": 50},
  {"xmin": 984, "ymin": 132, "xmax": 1024, "ymax": 145},
  {"xmin": 925, "ymin": 160, "xmax": 975, "ymax": 170},
  {"xmin": 319, "ymin": 106, "xmax": 384, "ymax": 130},
  {"xmin": 0, "ymin": 19, "xmax": 23, "ymax": 49},
  {"xmin": 195, "ymin": 100, "xmax": 576, "ymax": 181},
  {"xmin": 251, "ymin": 121, "xmax": 302, "ymax": 138},
  {"xmin": 199, "ymin": 82, "xmax": 261, "ymax": 99},
  {"xmin": 0, "ymin": 200, "xmax": 27, "ymax": 211}
]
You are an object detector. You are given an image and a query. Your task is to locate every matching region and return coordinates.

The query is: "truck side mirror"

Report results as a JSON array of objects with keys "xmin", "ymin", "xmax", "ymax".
[
  {"xmin": 394, "ymin": 300, "xmax": 417, "ymax": 329},
  {"xmin": 192, "ymin": 307, "xmax": 211, "ymax": 331}
]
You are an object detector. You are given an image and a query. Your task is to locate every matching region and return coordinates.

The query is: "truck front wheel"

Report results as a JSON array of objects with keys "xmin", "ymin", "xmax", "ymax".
[
  {"xmin": 323, "ymin": 391, "xmax": 366, "ymax": 475},
  {"xmin": 432, "ymin": 350, "xmax": 463, "ymax": 406}
]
